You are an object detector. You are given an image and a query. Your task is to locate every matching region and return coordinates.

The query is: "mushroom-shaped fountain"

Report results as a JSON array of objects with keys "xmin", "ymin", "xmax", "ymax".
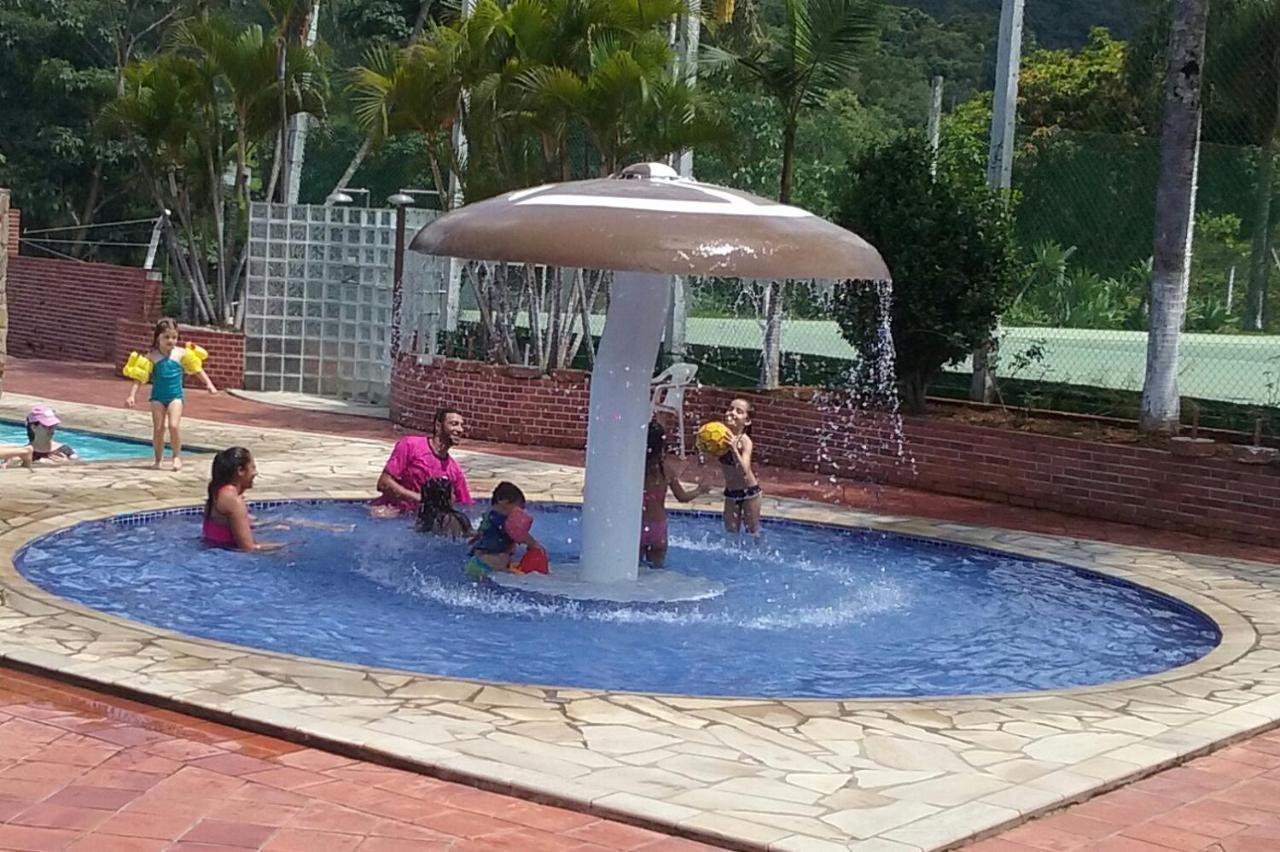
[{"xmin": 411, "ymin": 162, "xmax": 890, "ymax": 594}]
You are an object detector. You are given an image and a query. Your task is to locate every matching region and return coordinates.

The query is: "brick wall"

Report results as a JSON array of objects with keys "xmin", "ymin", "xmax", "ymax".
[
  {"xmin": 390, "ymin": 357, "xmax": 1280, "ymax": 548},
  {"xmin": 6, "ymin": 256, "xmax": 162, "ymax": 361},
  {"xmin": 5, "ymin": 207, "xmax": 17, "ymax": 256},
  {"xmin": 392, "ymin": 356, "xmax": 591, "ymax": 448},
  {"xmin": 115, "ymin": 319, "xmax": 245, "ymax": 390}
]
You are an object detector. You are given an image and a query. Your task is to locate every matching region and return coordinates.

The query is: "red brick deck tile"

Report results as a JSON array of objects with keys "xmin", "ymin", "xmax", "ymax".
[
  {"xmin": 143, "ymin": 738, "xmax": 228, "ymax": 762},
  {"xmin": 498, "ymin": 801, "xmax": 599, "ymax": 833},
  {"xmin": 96, "ymin": 749, "xmax": 183, "ymax": 776},
  {"xmin": 240, "ymin": 765, "xmax": 333, "ymax": 791},
  {"xmin": 96, "ymin": 809, "xmax": 199, "ymax": 840},
  {"xmin": 66, "ymin": 835, "xmax": 170, "ymax": 852},
  {"xmin": 1216, "ymin": 748, "xmax": 1280, "ymax": 770},
  {"xmin": 31, "ymin": 742, "xmax": 119, "ymax": 768},
  {"xmin": 366, "ymin": 818, "xmax": 455, "ymax": 842},
  {"xmin": 191, "ymin": 752, "xmax": 281, "ymax": 777},
  {"xmin": 355, "ymin": 837, "xmax": 454, "ymax": 852},
  {"xmin": 0, "ymin": 776, "xmax": 70, "ymax": 802},
  {"xmin": 1218, "ymin": 837, "xmax": 1280, "ymax": 852},
  {"xmin": 632, "ymin": 840, "xmax": 722, "ymax": 852},
  {"xmin": 1237, "ymin": 737, "xmax": 1280, "ymax": 757},
  {"xmin": 0, "ymin": 798, "xmax": 33, "ymax": 821},
  {"xmin": 1149, "ymin": 805, "xmax": 1250, "ymax": 839},
  {"xmin": 1, "ymin": 761, "xmax": 91, "ymax": 784},
  {"xmin": 483, "ymin": 827, "xmax": 605, "ymax": 851},
  {"xmin": 120, "ymin": 793, "xmax": 222, "ymax": 820},
  {"xmin": 1072, "ymin": 797, "xmax": 1180, "ymax": 827},
  {"xmin": 286, "ymin": 800, "xmax": 382, "ymax": 835},
  {"xmin": 146, "ymin": 766, "xmax": 246, "ymax": 799},
  {"xmin": 0, "ymin": 823, "xmax": 80, "ymax": 852},
  {"xmin": 76, "ymin": 767, "xmax": 165, "ymax": 792},
  {"xmin": 215, "ymin": 735, "xmax": 306, "ymax": 759},
  {"xmin": 168, "ymin": 843, "xmax": 267, "ymax": 852},
  {"xmin": 1212, "ymin": 778, "xmax": 1280, "ymax": 811},
  {"xmin": 263, "ymin": 828, "xmax": 365, "ymax": 852},
  {"xmin": 44, "ymin": 783, "xmax": 143, "ymax": 810},
  {"xmin": 1117, "ymin": 820, "xmax": 1222, "ymax": 851},
  {"xmin": 180, "ymin": 818, "xmax": 279, "ymax": 847},
  {"xmin": 561, "ymin": 819, "xmax": 672, "ymax": 850},
  {"xmin": 86, "ymin": 726, "xmax": 172, "ymax": 749},
  {"xmin": 0, "ymin": 718, "xmax": 68, "ymax": 745},
  {"xmin": 1169, "ymin": 798, "xmax": 1277, "ymax": 827},
  {"xmin": 366, "ymin": 772, "xmax": 448, "ymax": 800},
  {"xmin": 978, "ymin": 822, "xmax": 1095, "ymax": 851},
  {"xmin": 1087, "ymin": 836, "xmax": 1184, "ymax": 852},
  {"xmin": 11, "ymin": 801, "xmax": 112, "ymax": 832},
  {"xmin": 226, "ymin": 781, "xmax": 312, "ymax": 808},
  {"xmin": 413, "ymin": 808, "xmax": 524, "ymax": 839},
  {"xmin": 1027, "ymin": 813, "xmax": 1125, "ymax": 840},
  {"xmin": 273, "ymin": 750, "xmax": 357, "ymax": 773},
  {"xmin": 206, "ymin": 798, "xmax": 301, "ymax": 826}
]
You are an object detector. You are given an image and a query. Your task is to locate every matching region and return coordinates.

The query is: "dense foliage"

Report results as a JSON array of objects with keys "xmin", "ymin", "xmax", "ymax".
[{"xmin": 832, "ymin": 133, "xmax": 1023, "ymax": 413}]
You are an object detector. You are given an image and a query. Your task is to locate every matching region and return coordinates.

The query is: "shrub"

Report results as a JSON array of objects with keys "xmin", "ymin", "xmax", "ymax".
[{"xmin": 832, "ymin": 132, "xmax": 1024, "ymax": 414}]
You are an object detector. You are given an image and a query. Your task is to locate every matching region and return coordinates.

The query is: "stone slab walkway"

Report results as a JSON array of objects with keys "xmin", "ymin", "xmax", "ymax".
[
  {"xmin": 2, "ymin": 376, "xmax": 1280, "ymax": 850},
  {"xmin": 0, "ymin": 666, "xmax": 712, "ymax": 852}
]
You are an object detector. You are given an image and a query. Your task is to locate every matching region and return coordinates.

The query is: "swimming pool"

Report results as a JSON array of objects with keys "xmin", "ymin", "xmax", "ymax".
[
  {"xmin": 16, "ymin": 500, "xmax": 1220, "ymax": 699},
  {"xmin": 0, "ymin": 420, "xmax": 199, "ymax": 461}
]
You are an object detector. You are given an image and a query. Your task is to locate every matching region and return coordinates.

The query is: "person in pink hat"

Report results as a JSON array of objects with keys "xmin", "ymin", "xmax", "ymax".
[{"xmin": 25, "ymin": 406, "xmax": 78, "ymax": 463}]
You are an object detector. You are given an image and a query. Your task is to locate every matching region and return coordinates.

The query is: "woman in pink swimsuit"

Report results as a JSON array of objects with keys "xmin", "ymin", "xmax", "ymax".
[
  {"xmin": 641, "ymin": 420, "xmax": 709, "ymax": 569},
  {"xmin": 203, "ymin": 447, "xmax": 284, "ymax": 552}
]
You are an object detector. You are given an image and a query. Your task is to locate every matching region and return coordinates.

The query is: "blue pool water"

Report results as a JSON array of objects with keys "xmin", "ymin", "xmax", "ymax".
[
  {"xmin": 0, "ymin": 420, "xmax": 154, "ymax": 460},
  {"xmin": 17, "ymin": 501, "xmax": 1219, "ymax": 698}
]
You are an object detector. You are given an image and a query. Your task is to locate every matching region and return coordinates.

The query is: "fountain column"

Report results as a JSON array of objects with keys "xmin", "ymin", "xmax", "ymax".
[{"xmin": 579, "ymin": 272, "xmax": 672, "ymax": 584}]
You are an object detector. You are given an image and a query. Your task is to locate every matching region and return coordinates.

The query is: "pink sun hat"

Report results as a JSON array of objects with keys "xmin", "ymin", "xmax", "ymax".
[{"xmin": 26, "ymin": 405, "xmax": 60, "ymax": 428}]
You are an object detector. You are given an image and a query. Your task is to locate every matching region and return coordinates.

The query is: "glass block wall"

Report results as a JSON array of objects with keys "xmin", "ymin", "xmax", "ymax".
[{"xmin": 244, "ymin": 203, "xmax": 442, "ymax": 403}]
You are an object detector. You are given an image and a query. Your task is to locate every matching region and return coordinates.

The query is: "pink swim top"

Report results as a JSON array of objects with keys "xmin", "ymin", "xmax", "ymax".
[{"xmin": 203, "ymin": 485, "xmax": 237, "ymax": 547}]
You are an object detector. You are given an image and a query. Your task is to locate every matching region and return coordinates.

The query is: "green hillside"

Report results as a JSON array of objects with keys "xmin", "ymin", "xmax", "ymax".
[{"xmin": 903, "ymin": 0, "xmax": 1150, "ymax": 48}]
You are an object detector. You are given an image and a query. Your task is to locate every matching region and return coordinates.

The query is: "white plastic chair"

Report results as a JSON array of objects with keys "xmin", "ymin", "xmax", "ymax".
[{"xmin": 650, "ymin": 362, "xmax": 699, "ymax": 455}]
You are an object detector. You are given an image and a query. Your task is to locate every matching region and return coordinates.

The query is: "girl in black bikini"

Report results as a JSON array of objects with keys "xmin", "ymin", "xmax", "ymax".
[{"xmin": 720, "ymin": 397, "xmax": 761, "ymax": 536}]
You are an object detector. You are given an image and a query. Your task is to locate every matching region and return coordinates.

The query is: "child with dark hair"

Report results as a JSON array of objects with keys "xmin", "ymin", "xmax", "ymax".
[
  {"xmin": 417, "ymin": 477, "xmax": 472, "ymax": 538},
  {"xmin": 203, "ymin": 447, "xmax": 284, "ymax": 552},
  {"xmin": 720, "ymin": 397, "xmax": 761, "ymax": 536},
  {"xmin": 642, "ymin": 420, "xmax": 709, "ymax": 568},
  {"xmin": 465, "ymin": 481, "xmax": 545, "ymax": 579}
]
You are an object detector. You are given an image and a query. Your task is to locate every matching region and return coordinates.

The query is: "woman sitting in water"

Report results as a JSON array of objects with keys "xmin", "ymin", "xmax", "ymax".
[
  {"xmin": 203, "ymin": 447, "xmax": 285, "ymax": 552},
  {"xmin": 417, "ymin": 476, "xmax": 472, "ymax": 538}
]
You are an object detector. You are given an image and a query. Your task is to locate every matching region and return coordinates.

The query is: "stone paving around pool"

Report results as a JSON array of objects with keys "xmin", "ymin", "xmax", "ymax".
[{"xmin": 1, "ymin": 392, "xmax": 1280, "ymax": 852}]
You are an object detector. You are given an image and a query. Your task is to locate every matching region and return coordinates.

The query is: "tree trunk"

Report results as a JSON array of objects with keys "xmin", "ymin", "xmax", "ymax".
[
  {"xmin": 1244, "ymin": 135, "xmax": 1275, "ymax": 331},
  {"xmin": 900, "ymin": 371, "xmax": 927, "ymax": 416},
  {"xmin": 1140, "ymin": 0, "xmax": 1210, "ymax": 434},
  {"xmin": 759, "ymin": 118, "xmax": 798, "ymax": 390},
  {"xmin": 0, "ymin": 189, "xmax": 9, "ymax": 393}
]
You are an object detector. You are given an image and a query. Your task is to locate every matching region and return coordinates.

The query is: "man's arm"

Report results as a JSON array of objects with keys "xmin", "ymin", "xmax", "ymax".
[{"xmin": 377, "ymin": 471, "xmax": 420, "ymax": 504}]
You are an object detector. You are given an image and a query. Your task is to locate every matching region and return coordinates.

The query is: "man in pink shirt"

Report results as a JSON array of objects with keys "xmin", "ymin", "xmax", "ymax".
[{"xmin": 372, "ymin": 407, "xmax": 473, "ymax": 517}]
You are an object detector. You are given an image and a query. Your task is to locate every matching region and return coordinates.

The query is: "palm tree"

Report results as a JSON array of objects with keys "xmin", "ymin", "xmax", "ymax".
[
  {"xmin": 1209, "ymin": 0, "xmax": 1280, "ymax": 330},
  {"xmin": 703, "ymin": 0, "xmax": 882, "ymax": 389},
  {"xmin": 1141, "ymin": 0, "xmax": 1211, "ymax": 434}
]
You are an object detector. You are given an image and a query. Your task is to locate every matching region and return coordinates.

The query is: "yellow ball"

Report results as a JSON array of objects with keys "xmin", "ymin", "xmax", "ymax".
[{"xmin": 696, "ymin": 421, "xmax": 732, "ymax": 457}]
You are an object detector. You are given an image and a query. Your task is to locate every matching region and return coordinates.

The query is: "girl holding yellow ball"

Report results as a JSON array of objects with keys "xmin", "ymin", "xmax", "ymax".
[{"xmin": 711, "ymin": 398, "xmax": 761, "ymax": 536}]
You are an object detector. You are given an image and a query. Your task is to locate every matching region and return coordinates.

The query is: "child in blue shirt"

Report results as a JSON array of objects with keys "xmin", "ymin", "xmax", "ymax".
[{"xmin": 465, "ymin": 481, "xmax": 545, "ymax": 579}]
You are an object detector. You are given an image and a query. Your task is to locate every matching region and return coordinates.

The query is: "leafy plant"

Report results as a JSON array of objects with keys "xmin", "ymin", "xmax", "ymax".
[{"xmin": 832, "ymin": 132, "xmax": 1023, "ymax": 414}]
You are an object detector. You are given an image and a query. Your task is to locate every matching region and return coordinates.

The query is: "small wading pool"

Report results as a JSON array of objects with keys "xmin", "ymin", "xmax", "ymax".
[
  {"xmin": 0, "ymin": 420, "xmax": 204, "ymax": 461},
  {"xmin": 16, "ymin": 500, "xmax": 1220, "ymax": 699}
]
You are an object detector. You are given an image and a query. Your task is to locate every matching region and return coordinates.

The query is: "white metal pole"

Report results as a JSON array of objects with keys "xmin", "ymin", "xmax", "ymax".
[
  {"xmin": 987, "ymin": 0, "xmax": 1024, "ymax": 191},
  {"xmin": 972, "ymin": 0, "xmax": 1024, "ymax": 403}
]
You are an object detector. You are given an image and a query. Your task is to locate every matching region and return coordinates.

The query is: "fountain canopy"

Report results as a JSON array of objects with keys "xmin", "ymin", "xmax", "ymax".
[{"xmin": 410, "ymin": 162, "xmax": 891, "ymax": 282}]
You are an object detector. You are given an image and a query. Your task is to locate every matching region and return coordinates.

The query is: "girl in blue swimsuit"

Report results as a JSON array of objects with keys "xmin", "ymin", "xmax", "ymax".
[{"xmin": 125, "ymin": 318, "xmax": 217, "ymax": 470}]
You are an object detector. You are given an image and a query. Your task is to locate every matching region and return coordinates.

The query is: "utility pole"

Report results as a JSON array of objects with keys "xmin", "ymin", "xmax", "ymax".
[
  {"xmin": 926, "ymin": 75, "xmax": 944, "ymax": 176},
  {"xmin": 971, "ymin": 0, "xmax": 1024, "ymax": 403}
]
